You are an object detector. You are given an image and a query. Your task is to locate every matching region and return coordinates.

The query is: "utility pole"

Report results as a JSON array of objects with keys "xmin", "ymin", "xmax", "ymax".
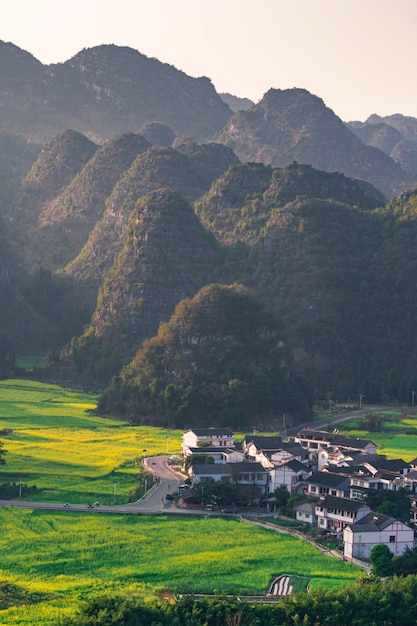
[
  {"xmin": 412, "ymin": 391, "xmax": 416, "ymax": 407},
  {"xmin": 359, "ymin": 394, "xmax": 365, "ymax": 410}
]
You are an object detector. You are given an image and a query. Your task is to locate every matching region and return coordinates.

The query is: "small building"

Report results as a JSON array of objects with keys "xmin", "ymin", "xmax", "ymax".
[
  {"xmin": 184, "ymin": 446, "xmax": 244, "ymax": 464},
  {"xmin": 182, "ymin": 428, "xmax": 234, "ymax": 455},
  {"xmin": 343, "ymin": 512, "xmax": 415, "ymax": 561},
  {"xmin": 295, "ymin": 500, "xmax": 318, "ymax": 525},
  {"xmin": 244, "ymin": 435, "xmax": 308, "ymax": 469}
]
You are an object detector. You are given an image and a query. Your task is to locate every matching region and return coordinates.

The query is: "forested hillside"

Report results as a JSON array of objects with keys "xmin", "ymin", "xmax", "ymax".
[
  {"xmin": 2, "ymin": 41, "xmax": 417, "ymax": 429},
  {"xmin": 98, "ymin": 283, "xmax": 311, "ymax": 428}
]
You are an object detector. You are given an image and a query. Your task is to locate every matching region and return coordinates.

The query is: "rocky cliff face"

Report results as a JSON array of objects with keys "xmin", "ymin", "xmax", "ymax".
[{"xmin": 64, "ymin": 189, "xmax": 225, "ymax": 384}]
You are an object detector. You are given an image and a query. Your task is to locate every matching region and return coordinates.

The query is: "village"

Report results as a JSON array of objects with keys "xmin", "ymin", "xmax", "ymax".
[{"xmin": 181, "ymin": 426, "xmax": 417, "ymax": 564}]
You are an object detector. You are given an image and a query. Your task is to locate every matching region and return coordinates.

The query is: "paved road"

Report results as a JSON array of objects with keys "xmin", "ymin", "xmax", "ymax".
[
  {"xmin": 0, "ymin": 455, "xmax": 188, "ymax": 515},
  {"xmin": 295, "ymin": 405, "xmax": 408, "ymax": 432}
]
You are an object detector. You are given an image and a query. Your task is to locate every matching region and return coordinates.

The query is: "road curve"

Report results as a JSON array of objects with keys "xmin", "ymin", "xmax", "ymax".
[{"xmin": 0, "ymin": 456, "xmax": 190, "ymax": 516}]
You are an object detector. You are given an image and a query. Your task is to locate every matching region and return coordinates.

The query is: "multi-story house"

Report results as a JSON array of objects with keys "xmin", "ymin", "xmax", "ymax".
[
  {"xmin": 344, "ymin": 512, "xmax": 415, "ymax": 560},
  {"xmin": 267, "ymin": 459, "xmax": 310, "ymax": 494},
  {"xmin": 182, "ymin": 428, "xmax": 234, "ymax": 456},
  {"xmin": 305, "ymin": 471, "xmax": 350, "ymax": 498},
  {"xmin": 316, "ymin": 495, "xmax": 371, "ymax": 532}
]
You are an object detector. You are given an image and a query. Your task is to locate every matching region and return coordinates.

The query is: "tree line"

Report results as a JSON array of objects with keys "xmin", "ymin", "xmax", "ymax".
[{"xmin": 59, "ymin": 575, "xmax": 417, "ymax": 625}]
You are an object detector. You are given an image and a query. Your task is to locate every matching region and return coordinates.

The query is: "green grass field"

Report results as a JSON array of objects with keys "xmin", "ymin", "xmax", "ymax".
[
  {"xmin": 0, "ymin": 380, "xmax": 182, "ymax": 503},
  {"xmin": 0, "ymin": 509, "xmax": 362, "ymax": 625},
  {"xmin": 2, "ymin": 380, "xmax": 412, "ymax": 624},
  {"xmin": 338, "ymin": 409, "xmax": 417, "ymax": 461}
]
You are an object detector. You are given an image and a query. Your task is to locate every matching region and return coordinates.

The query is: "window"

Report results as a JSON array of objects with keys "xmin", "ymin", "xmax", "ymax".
[{"xmin": 389, "ymin": 536, "xmax": 395, "ymax": 543}]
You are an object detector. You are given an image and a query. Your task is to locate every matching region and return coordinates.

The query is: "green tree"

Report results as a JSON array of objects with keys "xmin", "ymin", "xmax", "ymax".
[
  {"xmin": 366, "ymin": 488, "xmax": 410, "ymax": 523},
  {"xmin": 272, "ymin": 485, "xmax": 290, "ymax": 510},
  {"xmin": 184, "ymin": 454, "xmax": 214, "ymax": 472},
  {"xmin": 393, "ymin": 546, "xmax": 417, "ymax": 576},
  {"xmin": 370, "ymin": 543, "xmax": 394, "ymax": 577}
]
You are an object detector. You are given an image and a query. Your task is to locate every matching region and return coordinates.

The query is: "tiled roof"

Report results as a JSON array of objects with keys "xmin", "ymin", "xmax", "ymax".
[
  {"xmin": 347, "ymin": 511, "xmax": 397, "ymax": 533},
  {"xmin": 193, "ymin": 461, "xmax": 266, "ymax": 476},
  {"xmin": 246, "ymin": 435, "xmax": 283, "ymax": 449},
  {"xmin": 186, "ymin": 427, "xmax": 234, "ymax": 437},
  {"xmin": 306, "ymin": 471, "xmax": 349, "ymax": 488},
  {"xmin": 319, "ymin": 495, "xmax": 368, "ymax": 512},
  {"xmin": 282, "ymin": 459, "xmax": 310, "ymax": 472},
  {"xmin": 364, "ymin": 455, "xmax": 410, "ymax": 471},
  {"xmin": 187, "ymin": 447, "xmax": 238, "ymax": 454},
  {"xmin": 297, "ymin": 429, "xmax": 374, "ymax": 450}
]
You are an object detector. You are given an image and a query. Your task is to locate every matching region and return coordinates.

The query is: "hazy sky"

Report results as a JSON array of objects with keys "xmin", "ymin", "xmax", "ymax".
[{"xmin": 2, "ymin": 0, "xmax": 416, "ymax": 121}]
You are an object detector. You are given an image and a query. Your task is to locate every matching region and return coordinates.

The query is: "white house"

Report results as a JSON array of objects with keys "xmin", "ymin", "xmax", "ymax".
[
  {"xmin": 343, "ymin": 512, "xmax": 415, "ymax": 561},
  {"xmin": 295, "ymin": 429, "xmax": 377, "ymax": 457},
  {"xmin": 305, "ymin": 471, "xmax": 350, "ymax": 498},
  {"xmin": 182, "ymin": 428, "xmax": 234, "ymax": 455},
  {"xmin": 316, "ymin": 495, "xmax": 371, "ymax": 532},
  {"xmin": 295, "ymin": 500, "xmax": 318, "ymax": 525},
  {"xmin": 268, "ymin": 459, "xmax": 310, "ymax": 494},
  {"xmin": 244, "ymin": 436, "xmax": 309, "ymax": 470},
  {"xmin": 191, "ymin": 461, "xmax": 268, "ymax": 492},
  {"xmin": 184, "ymin": 446, "xmax": 244, "ymax": 464}
]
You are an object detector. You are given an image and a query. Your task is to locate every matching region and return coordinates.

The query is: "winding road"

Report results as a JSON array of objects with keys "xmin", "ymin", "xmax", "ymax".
[{"xmin": 0, "ymin": 455, "xmax": 189, "ymax": 515}]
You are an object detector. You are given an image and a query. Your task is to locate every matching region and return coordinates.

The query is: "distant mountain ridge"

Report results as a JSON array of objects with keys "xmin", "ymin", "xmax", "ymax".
[
  {"xmin": 348, "ymin": 114, "xmax": 417, "ymax": 177},
  {"xmin": 1, "ymin": 41, "xmax": 416, "ymax": 199},
  {"xmin": 216, "ymin": 88, "xmax": 414, "ymax": 198},
  {"xmin": 0, "ymin": 41, "xmax": 232, "ymax": 143}
]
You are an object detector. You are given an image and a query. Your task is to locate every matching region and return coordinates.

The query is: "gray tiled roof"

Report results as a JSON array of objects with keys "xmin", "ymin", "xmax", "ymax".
[
  {"xmin": 193, "ymin": 461, "xmax": 266, "ymax": 476},
  {"xmin": 347, "ymin": 511, "xmax": 397, "ymax": 533},
  {"xmin": 297, "ymin": 429, "xmax": 374, "ymax": 450},
  {"xmin": 186, "ymin": 427, "xmax": 234, "ymax": 437},
  {"xmin": 319, "ymin": 495, "xmax": 368, "ymax": 512},
  {"xmin": 306, "ymin": 471, "xmax": 350, "ymax": 488}
]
